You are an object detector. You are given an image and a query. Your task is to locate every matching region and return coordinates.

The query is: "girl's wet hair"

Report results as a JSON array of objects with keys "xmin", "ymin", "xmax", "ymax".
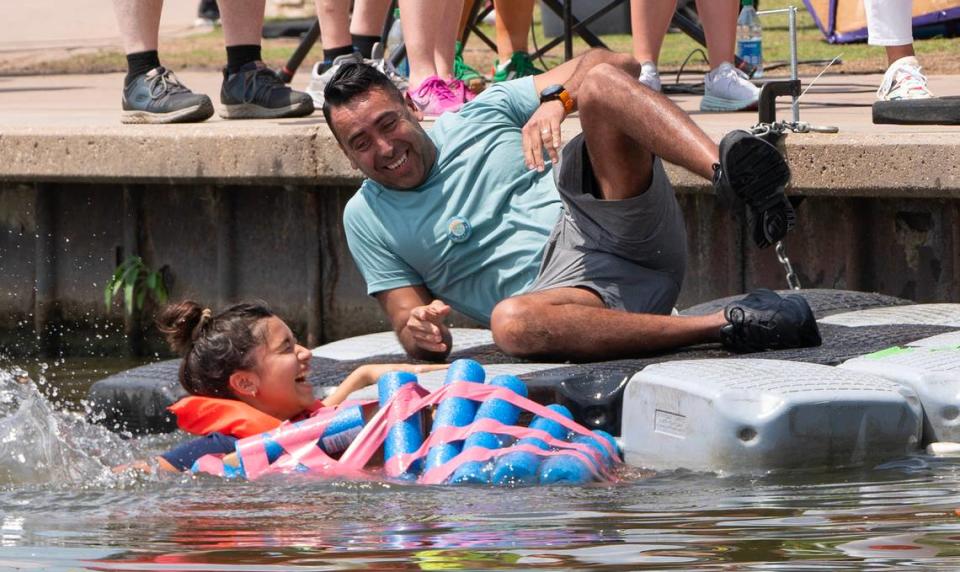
[{"xmin": 156, "ymin": 300, "xmax": 275, "ymax": 398}]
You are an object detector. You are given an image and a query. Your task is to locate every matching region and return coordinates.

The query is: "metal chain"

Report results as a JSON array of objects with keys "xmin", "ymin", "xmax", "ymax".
[
  {"xmin": 775, "ymin": 240, "xmax": 802, "ymax": 290},
  {"xmin": 751, "ymin": 120, "xmax": 838, "ymax": 137}
]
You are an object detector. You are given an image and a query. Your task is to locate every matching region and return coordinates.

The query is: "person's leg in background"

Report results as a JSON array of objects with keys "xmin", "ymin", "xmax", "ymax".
[
  {"xmin": 453, "ymin": 0, "xmax": 487, "ymax": 94},
  {"xmin": 113, "ymin": 0, "xmax": 214, "ymax": 123},
  {"xmin": 629, "ymin": 0, "xmax": 675, "ymax": 90},
  {"xmin": 350, "ymin": 0, "xmax": 392, "ymax": 57},
  {"xmin": 492, "ymin": 0, "xmax": 541, "ymax": 82},
  {"xmin": 219, "ymin": 0, "xmax": 314, "ymax": 118},
  {"xmin": 697, "ymin": 0, "xmax": 760, "ymax": 111},
  {"xmin": 400, "ymin": 0, "xmax": 463, "ymax": 116},
  {"xmin": 306, "ymin": 0, "xmax": 362, "ymax": 107},
  {"xmin": 865, "ymin": 0, "xmax": 933, "ymax": 100}
]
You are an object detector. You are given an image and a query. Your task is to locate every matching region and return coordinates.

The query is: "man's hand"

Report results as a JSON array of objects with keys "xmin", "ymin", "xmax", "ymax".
[
  {"xmin": 406, "ymin": 299, "xmax": 453, "ymax": 354},
  {"xmin": 522, "ymin": 100, "xmax": 566, "ymax": 172}
]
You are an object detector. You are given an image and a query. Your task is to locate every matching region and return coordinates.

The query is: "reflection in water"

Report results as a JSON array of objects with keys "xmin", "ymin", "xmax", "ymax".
[{"xmin": 3, "ymin": 365, "xmax": 960, "ymax": 570}]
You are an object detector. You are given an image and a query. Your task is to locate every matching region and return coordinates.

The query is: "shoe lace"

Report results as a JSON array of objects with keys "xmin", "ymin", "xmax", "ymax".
[
  {"xmin": 711, "ymin": 63, "xmax": 750, "ymax": 91},
  {"xmin": 147, "ymin": 68, "xmax": 190, "ymax": 98},
  {"xmin": 512, "ymin": 52, "xmax": 541, "ymax": 77},
  {"xmin": 882, "ymin": 63, "xmax": 931, "ymax": 99},
  {"xmin": 239, "ymin": 65, "xmax": 284, "ymax": 104},
  {"xmin": 415, "ymin": 77, "xmax": 457, "ymax": 103}
]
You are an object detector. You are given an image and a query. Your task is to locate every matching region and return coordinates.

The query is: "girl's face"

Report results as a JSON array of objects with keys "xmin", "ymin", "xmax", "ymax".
[{"xmin": 246, "ymin": 316, "xmax": 315, "ymax": 420}]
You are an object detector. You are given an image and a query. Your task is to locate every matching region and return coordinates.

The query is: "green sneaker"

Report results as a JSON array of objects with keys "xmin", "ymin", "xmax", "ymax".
[
  {"xmin": 492, "ymin": 51, "xmax": 543, "ymax": 83},
  {"xmin": 453, "ymin": 41, "xmax": 486, "ymax": 93}
]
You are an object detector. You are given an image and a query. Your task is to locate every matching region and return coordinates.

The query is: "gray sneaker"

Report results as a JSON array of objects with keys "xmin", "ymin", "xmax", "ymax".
[
  {"xmin": 121, "ymin": 66, "xmax": 214, "ymax": 124},
  {"xmin": 220, "ymin": 61, "xmax": 314, "ymax": 119},
  {"xmin": 305, "ymin": 52, "xmax": 364, "ymax": 107}
]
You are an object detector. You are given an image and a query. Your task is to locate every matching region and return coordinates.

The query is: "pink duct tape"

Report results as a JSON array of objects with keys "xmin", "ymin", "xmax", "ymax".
[
  {"xmin": 193, "ymin": 454, "xmax": 226, "ymax": 477},
  {"xmin": 389, "ymin": 418, "xmax": 614, "ymax": 484},
  {"xmin": 365, "ymin": 383, "xmax": 616, "ymax": 479},
  {"xmin": 234, "ymin": 381, "xmax": 620, "ymax": 483},
  {"xmin": 420, "ymin": 442, "xmax": 606, "ymax": 485}
]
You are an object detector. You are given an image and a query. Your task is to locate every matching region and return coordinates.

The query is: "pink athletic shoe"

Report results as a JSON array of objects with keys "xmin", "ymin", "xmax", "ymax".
[
  {"xmin": 448, "ymin": 79, "xmax": 476, "ymax": 104},
  {"xmin": 408, "ymin": 76, "xmax": 462, "ymax": 117}
]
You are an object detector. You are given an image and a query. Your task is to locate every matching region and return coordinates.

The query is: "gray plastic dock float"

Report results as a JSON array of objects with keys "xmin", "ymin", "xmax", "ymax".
[
  {"xmin": 820, "ymin": 304, "xmax": 960, "ymax": 328},
  {"xmin": 311, "ymin": 328, "xmax": 494, "ymax": 360},
  {"xmin": 620, "ymin": 359, "xmax": 922, "ymax": 473},
  {"xmin": 840, "ymin": 347, "xmax": 960, "ymax": 443},
  {"xmin": 906, "ymin": 331, "xmax": 960, "ymax": 349}
]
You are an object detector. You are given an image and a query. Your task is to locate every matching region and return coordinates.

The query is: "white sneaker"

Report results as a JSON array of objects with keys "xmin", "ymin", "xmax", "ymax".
[
  {"xmin": 305, "ymin": 51, "xmax": 364, "ymax": 107},
  {"xmin": 366, "ymin": 42, "xmax": 408, "ymax": 93},
  {"xmin": 638, "ymin": 61, "xmax": 661, "ymax": 92},
  {"xmin": 877, "ymin": 56, "xmax": 934, "ymax": 101},
  {"xmin": 700, "ymin": 62, "xmax": 760, "ymax": 112}
]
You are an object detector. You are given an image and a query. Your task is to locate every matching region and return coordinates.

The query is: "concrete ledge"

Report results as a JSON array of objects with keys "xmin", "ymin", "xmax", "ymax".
[
  {"xmin": 2, "ymin": 125, "xmax": 959, "ymax": 198},
  {"xmin": 1, "ymin": 72, "xmax": 959, "ymax": 196}
]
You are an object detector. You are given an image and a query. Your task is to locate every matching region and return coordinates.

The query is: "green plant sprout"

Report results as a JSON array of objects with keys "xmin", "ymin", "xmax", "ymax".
[{"xmin": 104, "ymin": 256, "xmax": 168, "ymax": 316}]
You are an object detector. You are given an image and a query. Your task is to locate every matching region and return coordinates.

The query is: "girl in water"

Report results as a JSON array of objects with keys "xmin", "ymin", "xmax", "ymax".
[{"xmin": 144, "ymin": 300, "xmax": 444, "ymax": 473}]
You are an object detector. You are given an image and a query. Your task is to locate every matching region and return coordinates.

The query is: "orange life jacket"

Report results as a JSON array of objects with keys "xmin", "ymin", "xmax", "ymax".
[{"xmin": 167, "ymin": 396, "xmax": 321, "ymax": 439}]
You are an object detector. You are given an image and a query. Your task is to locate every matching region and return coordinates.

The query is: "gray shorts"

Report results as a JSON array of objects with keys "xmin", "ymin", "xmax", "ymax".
[{"xmin": 527, "ymin": 133, "xmax": 688, "ymax": 315}]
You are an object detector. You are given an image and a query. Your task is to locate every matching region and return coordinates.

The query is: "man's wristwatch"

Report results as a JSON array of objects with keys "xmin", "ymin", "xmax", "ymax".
[{"xmin": 539, "ymin": 84, "xmax": 574, "ymax": 114}]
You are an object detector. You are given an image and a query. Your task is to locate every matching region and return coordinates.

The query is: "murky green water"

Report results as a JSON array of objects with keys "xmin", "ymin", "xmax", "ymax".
[{"xmin": 2, "ymin": 361, "xmax": 960, "ymax": 570}]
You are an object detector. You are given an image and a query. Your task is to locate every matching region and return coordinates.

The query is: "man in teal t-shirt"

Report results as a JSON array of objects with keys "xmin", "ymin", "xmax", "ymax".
[
  {"xmin": 322, "ymin": 50, "xmax": 821, "ymax": 361},
  {"xmin": 342, "ymin": 76, "xmax": 562, "ymax": 326}
]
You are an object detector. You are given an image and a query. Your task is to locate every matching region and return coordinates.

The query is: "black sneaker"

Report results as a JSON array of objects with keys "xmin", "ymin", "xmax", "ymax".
[
  {"xmin": 720, "ymin": 289, "xmax": 822, "ymax": 353},
  {"xmin": 713, "ymin": 130, "xmax": 794, "ymax": 248},
  {"xmin": 121, "ymin": 66, "xmax": 214, "ymax": 124},
  {"xmin": 220, "ymin": 61, "xmax": 314, "ymax": 119}
]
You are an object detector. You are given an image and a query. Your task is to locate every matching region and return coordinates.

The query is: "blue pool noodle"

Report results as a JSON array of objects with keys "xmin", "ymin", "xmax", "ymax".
[
  {"xmin": 423, "ymin": 360, "xmax": 486, "ymax": 472},
  {"xmin": 378, "ymin": 371, "xmax": 423, "ymax": 479},
  {"xmin": 490, "ymin": 404, "xmax": 573, "ymax": 486},
  {"xmin": 317, "ymin": 405, "xmax": 366, "ymax": 455},
  {"xmin": 538, "ymin": 429, "xmax": 619, "ymax": 485},
  {"xmin": 449, "ymin": 375, "xmax": 530, "ymax": 484}
]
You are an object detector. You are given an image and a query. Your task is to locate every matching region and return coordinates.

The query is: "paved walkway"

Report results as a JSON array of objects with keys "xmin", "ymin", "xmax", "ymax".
[
  {"xmin": 0, "ymin": 70, "xmax": 957, "ymax": 134},
  {"xmin": 0, "ymin": 0, "xmax": 197, "ymax": 53}
]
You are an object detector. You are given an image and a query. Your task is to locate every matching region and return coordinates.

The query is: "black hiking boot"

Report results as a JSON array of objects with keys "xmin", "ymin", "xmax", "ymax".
[
  {"xmin": 713, "ymin": 130, "xmax": 794, "ymax": 248},
  {"xmin": 720, "ymin": 289, "xmax": 822, "ymax": 353},
  {"xmin": 121, "ymin": 66, "xmax": 214, "ymax": 124},
  {"xmin": 220, "ymin": 61, "xmax": 314, "ymax": 119}
]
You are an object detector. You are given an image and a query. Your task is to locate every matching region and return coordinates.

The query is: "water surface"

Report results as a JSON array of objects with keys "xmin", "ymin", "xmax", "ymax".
[{"xmin": 2, "ymin": 363, "xmax": 960, "ymax": 570}]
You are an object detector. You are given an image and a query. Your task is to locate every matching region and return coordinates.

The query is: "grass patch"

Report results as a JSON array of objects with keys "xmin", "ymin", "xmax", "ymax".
[{"xmin": 3, "ymin": 0, "xmax": 958, "ymax": 77}]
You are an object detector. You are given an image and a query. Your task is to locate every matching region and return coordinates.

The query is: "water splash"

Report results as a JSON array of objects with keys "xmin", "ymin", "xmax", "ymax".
[{"xmin": 0, "ymin": 366, "xmax": 140, "ymax": 486}]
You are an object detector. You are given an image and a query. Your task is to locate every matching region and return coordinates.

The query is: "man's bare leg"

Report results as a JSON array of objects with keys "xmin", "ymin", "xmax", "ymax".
[
  {"xmin": 579, "ymin": 63, "xmax": 718, "ymax": 198},
  {"xmin": 492, "ymin": 288, "xmax": 726, "ymax": 361},
  {"xmin": 491, "ymin": 64, "xmax": 741, "ymax": 360}
]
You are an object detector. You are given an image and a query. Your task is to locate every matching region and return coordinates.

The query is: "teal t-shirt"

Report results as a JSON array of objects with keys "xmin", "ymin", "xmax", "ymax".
[{"xmin": 343, "ymin": 77, "xmax": 563, "ymax": 325}]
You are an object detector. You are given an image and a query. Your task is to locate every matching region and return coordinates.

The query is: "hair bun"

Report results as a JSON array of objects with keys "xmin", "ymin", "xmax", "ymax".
[{"xmin": 156, "ymin": 301, "xmax": 205, "ymax": 355}]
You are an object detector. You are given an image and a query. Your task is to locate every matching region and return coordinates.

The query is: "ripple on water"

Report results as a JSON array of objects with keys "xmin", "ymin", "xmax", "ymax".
[{"xmin": 4, "ymin": 365, "xmax": 960, "ymax": 569}]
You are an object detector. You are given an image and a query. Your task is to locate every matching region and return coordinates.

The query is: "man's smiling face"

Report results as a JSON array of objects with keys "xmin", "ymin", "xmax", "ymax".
[{"xmin": 330, "ymin": 87, "xmax": 437, "ymax": 190}]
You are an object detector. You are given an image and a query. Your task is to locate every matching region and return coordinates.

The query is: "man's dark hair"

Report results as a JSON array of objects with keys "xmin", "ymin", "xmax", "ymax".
[{"xmin": 322, "ymin": 63, "xmax": 406, "ymax": 135}]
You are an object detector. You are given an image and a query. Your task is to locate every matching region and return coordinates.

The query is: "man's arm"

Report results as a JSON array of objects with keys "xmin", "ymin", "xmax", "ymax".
[
  {"xmin": 522, "ymin": 49, "xmax": 641, "ymax": 171},
  {"xmin": 376, "ymin": 285, "xmax": 453, "ymax": 362}
]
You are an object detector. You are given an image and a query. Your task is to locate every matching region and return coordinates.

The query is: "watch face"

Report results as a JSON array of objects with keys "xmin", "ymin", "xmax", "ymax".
[{"xmin": 541, "ymin": 84, "xmax": 563, "ymax": 99}]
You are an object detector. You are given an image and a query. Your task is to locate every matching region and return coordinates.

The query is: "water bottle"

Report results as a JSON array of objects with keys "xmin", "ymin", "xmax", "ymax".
[
  {"xmin": 736, "ymin": 0, "xmax": 763, "ymax": 78},
  {"xmin": 386, "ymin": 8, "xmax": 409, "ymax": 77}
]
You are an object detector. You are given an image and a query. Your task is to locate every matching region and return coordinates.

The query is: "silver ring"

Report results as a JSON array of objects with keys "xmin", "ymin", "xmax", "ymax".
[{"xmin": 541, "ymin": 128, "xmax": 550, "ymax": 134}]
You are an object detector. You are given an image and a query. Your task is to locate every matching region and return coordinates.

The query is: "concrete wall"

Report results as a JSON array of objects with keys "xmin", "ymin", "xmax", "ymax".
[{"xmin": 2, "ymin": 181, "xmax": 957, "ymax": 357}]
